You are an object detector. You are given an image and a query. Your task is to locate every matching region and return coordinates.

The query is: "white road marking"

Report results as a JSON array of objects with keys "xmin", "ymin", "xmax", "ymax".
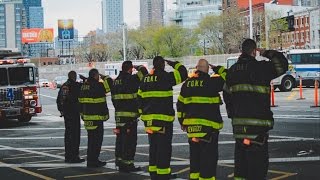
[{"xmin": 39, "ymin": 94, "xmax": 56, "ymax": 99}]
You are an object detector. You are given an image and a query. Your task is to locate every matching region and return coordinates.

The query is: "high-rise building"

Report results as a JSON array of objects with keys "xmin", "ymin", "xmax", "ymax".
[
  {"xmin": 102, "ymin": 0, "xmax": 124, "ymax": 33},
  {"xmin": 22, "ymin": 0, "xmax": 42, "ymax": 28},
  {"xmin": 172, "ymin": 0, "xmax": 223, "ymax": 29},
  {"xmin": 29, "ymin": 6, "xmax": 43, "ymax": 28},
  {"xmin": 0, "ymin": 0, "xmax": 24, "ymax": 50},
  {"xmin": 140, "ymin": 0, "xmax": 165, "ymax": 27}
]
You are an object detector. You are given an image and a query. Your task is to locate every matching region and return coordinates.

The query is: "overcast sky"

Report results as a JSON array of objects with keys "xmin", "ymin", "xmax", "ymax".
[{"xmin": 42, "ymin": 0, "xmax": 140, "ymax": 37}]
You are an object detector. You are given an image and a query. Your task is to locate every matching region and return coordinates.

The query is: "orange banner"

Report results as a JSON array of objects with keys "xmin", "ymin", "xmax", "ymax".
[{"xmin": 21, "ymin": 28, "xmax": 54, "ymax": 44}]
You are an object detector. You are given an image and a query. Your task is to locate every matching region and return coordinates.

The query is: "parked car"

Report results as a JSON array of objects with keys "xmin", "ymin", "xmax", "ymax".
[
  {"xmin": 38, "ymin": 79, "xmax": 50, "ymax": 87},
  {"xmin": 295, "ymin": 71, "xmax": 320, "ymax": 87},
  {"xmin": 53, "ymin": 76, "xmax": 68, "ymax": 88}
]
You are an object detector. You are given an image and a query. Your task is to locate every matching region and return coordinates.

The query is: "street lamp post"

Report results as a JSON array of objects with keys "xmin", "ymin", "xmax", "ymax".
[
  {"xmin": 122, "ymin": 23, "xmax": 127, "ymax": 61},
  {"xmin": 249, "ymin": 0, "xmax": 253, "ymax": 39}
]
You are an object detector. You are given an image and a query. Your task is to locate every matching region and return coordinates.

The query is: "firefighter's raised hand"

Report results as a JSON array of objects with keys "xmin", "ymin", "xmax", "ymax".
[
  {"xmin": 99, "ymin": 74, "xmax": 106, "ymax": 79},
  {"xmin": 79, "ymin": 74, "xmax": 87, "ymax": 80},
  {"xmin": 209, "ymin": 64, "xmax": 216, "ymax": 69},
  {"xmin": 165, "ymin": 59, "xmax": 175, "ymax": 66}
]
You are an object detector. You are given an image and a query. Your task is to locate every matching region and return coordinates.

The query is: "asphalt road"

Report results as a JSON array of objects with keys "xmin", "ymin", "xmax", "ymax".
[{"xmin": 0, "ymin": 86, "xmax": 319, "ymax": 180}]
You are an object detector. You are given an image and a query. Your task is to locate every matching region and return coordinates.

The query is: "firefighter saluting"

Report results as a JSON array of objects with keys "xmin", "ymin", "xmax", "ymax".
[
  {"xmin": 177, "ymin": 59, "xmax": 227, "ymax": 180},
  {"xmin": 138, "ymin": 56, "xmax": 188, "ymax": 180},
  {"xmin": 224, "ymin": 39, "xmax": 288, "ymax": 179},
  {"xmin": 78, "ymin": 68, "xmax": 113, "ymax": 168},
  {"xmin": 111, "ymin": 61, "xmax": 148, "ymax": 172}
]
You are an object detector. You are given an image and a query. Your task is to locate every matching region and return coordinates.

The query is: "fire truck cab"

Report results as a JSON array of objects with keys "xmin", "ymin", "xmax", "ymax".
[{"xmin": 0, "ymin": 58, "xmax": 42, "ymax": 122}]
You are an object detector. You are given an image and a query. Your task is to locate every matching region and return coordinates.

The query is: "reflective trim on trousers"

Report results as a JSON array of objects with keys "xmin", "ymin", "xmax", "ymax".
[
  {"xmin": 149, "ymin": 165, "xmax": 157, "ymax": 172},
  {"xmin": 157, "ymin": 167, "xmax": 171, "ymax": 175},
  {"xmin": 232, "ymin": 118, "xmax": 273, "ymax": 127}
]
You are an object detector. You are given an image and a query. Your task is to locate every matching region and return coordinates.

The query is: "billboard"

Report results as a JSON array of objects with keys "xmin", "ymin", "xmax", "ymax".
[
  {"xmin": 21, "ymin": 28, "xmax": 54, "ymax": 44},
  {"xmin": 58, "ymin": 19, "xmax": 74, "ymax": 40}
]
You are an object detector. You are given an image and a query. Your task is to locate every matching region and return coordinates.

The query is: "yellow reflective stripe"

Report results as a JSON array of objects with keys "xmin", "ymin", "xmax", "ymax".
[
  {"xmin": 102, "ymin": 79, "xmax": 110, "ymax": 92},
  {"xmin": 220, "ymin": 72, "xmax": 227, "ymax": 81},
  {"xmin": 82, "ymin": 114, "xmax": 109, "ymax": 121},
  {"xmin": 145, "ymin": 127, "xmax": 162, "ymax": 132},
  {"xmin": 230, "ymin": 84, "xmax": 270, "ymax": 94},
  {"xmin": 174, "ymin": 62, "xmax": 182, "ymax": 70},
  {"xmin": 115, "ymin": 111, "xmax": 139, "ymax": 117},
  {"xmin": 232, "ymin": 118, "xmax": 274, "ymax": 127},
  {"xmin": 138, "ymin": 90, "xmax": 173, "ymax": 98},
  {"xmin": 78, "ymin": 97, "xmax": 106, "ymax": 103},
  {"xmin": 112, "ymin": 93, "xmax": 137, "ymax": 100},
  {"xmin": 85, "ymin": 126, "xmax": 97, "ymax": 130},
  {"xmin": 199, "ymin": 177, "xmax": 216, "ymax": 180},
  {"xmin": 183, "ymin": 118, "xmax": 223, "ymax": 130},
  {"xmin": 187, "ymin": 133, "xmax": 207, "ymax": 138},
  {"xmin": 157, "ymin": 168, "xmax": 171, "ymax": 175},
  {"xmin": 234, "ymin": 177, "xmax": 246, "ymax": 180},
  {"xmin": 137, "ymin": 71, "xmax": 144, "ymax": 81},
  {"xmin": 149, "ymin": 165, "xmax": 157, "ymax": 172},
  {"xmin": 234, "ymin": 134, "xmax": 258, "ymax": 139},
  {"xmin": 218, "ymin": 66, "xmax": 226, "ymax": 74},
  {"xmin": 138, "ymin": 109, "xmax": 142, "ymax": 114},
  {"xmin": 122, "ymin": 160, "xmax": 134, "ymax": 165},
  {"xmin": 177, "ymin": 112, "xmax": 185, "ymax": 118},
  {"xmin": 174, "ymin": 70, "xmax": 182, "ymax": 84},
  {"xmin": 179, "ymin": 96, "xmax": 221, "ymax": 104},
  {"xmin": 141, "ymin": 114, "xmax": 175, "ymax": 122},
  {"xmin": 190, "ymin": 172, "xmax": 200, "ymax": 179}
]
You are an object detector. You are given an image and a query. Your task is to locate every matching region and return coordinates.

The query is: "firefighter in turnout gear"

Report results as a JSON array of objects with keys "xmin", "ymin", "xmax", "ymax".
[
  {"xmin": 56, "ymin": 71, "xmax": 85, "ymax": 163},
  {"xmin": 177, "ymin": 59, "xmax": 226, "ymax": 180},
  {"xmin": 224, "ymin": 39, "xmax": 288, "ymax": 179},
  {"xmin": 111, "ymin": 61, "xmax": 148, "ymax": 172},
  {"xmin": 138, "ymin": 56, "xmax": 187, "ymax": 180},
  {"xmin": 78, "ymin": 68, "xmax": 113, "ymax": 168}
]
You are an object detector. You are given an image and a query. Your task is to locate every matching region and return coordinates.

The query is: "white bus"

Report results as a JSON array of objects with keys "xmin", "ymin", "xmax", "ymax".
[{"xmin": 287, "ymin": 49, "xmax": 320, "ymax": 72}]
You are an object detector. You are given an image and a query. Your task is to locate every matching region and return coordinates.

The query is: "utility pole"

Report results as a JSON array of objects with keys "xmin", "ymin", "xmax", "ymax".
[
  {"xmin": 249, "ymin": 0, "xmax": 253, "ymax": 39},
  {"xmin": 122, "ymin": 23, "xmax": 127, "ymax": 61}
]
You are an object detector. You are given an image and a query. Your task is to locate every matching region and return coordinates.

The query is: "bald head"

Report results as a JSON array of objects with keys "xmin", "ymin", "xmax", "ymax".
[{"xmin": 196, "ymin": 59, "xmax": 209, "ymax": 74}]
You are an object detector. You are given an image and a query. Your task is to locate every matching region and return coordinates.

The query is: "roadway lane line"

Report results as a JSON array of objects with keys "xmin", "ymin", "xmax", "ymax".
[
  {"xmin": 174, "ymin": 167, "xmax": 190, "ymax": 175},
  {"xmin": 64, "ymin": 171, "xmax": 117, "ymax": 179},
  {"xmin": 287, "ymin": 91, "xmax": 297, "ymax": 100},
  {"xmin": 0, "ymin": 161, "xmax": 55, "ymax": 180},
  {"xmin": 27, "ymin": 160, "xmax": 63, "ymax": 164},
  {"xmin": 40, "ymin": 94, "xmax": 56, "ymax": 99},
  {"xmin": 9, "ymin": 150, "xmax": 59, "ymax": 157},
  {"xmin": 3, "ymin": 155, "xmax": 45, "ymax": 160},
  {"xmin": 38, "ymin": 167, "xmax": 69, "ymax": 171}
]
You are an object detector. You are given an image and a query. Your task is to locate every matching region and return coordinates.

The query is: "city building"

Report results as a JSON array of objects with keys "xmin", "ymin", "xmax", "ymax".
[
  {"xmin": 222, "ymin": 0, "xmax": 294, "ymax": 10},
  {"xmin": 293, "ymin": 0, "xmax": 320, "ymax": 6},
  {"xmin": 140, "ymin": 0, "xmax": 165, "ymax": 26},
  {"xmin": 102, "ymin": 0, "xmax": 124, "ymax": 33},
  {"xmin": 171, "ymin": 0, "xmax": 222, "ymax": 29},
  {"xmin": 22, "ymin": 0, "xmax": 42, "ymax": 28},
  {"xmin": 0, "ymin": 0, "xmax": 24, "ymax": 51}
]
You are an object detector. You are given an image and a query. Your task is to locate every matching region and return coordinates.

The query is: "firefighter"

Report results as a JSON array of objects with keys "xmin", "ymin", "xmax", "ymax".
[
  {"xmin": 224, "ymin": 39, "xmax": 288, "ymax": 179},
  {"xmin": 138, "ymin": 56, "xmax": 188, "ymax": 180},
  {"xmin": 111, "ymin": 61, "xmax": 148, "ymax": 172},
  {"xmin": 177, "ymin": 59, "xmax": 227, "ymax": 180},
  {"xmin": 78, "ymin": 68, "xmax": 113, "ymax": 168},
  {"xmin": 56, "ymin": 71, "xmax": 85, "ymax": 163}
]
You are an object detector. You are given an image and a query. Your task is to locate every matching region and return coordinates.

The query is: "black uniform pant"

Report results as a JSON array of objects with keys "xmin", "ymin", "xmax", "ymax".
[
  {"xmin": 148, "ymin": 124, "xmax": 173, "ymax": 180},
  {"xmin": 87, "ymin": 121, "xmax": 104, "ymax": 163},
  {"xmin": 115, "ymin": 119, "xmax": 138, "ymax": 165},
  {"xmin": 189, "ymin": 132, "xmax": 219, "ymax": 180},
  {"xmin": 64, "ymin": 114, "xmax": 81, "ymax": 160},
  {"xmin": 234, "ymin": 134, "xmax": 269, "ymax": 180}
]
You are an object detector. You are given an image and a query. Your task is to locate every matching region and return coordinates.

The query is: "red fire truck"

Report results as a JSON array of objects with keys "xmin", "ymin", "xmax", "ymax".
[{"xmin": 0, "ymin": 57, "xmax": 42, "ymax": 122}]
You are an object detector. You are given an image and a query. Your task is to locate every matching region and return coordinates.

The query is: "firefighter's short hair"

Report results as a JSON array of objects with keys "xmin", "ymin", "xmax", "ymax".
[
  {"xmin": 89, "ymin": 68, "xmax": 99, "ymax": 78},
  {"xmin": 68, "ymin": 71, "xmax": 76, "ymax": 80},
  {"xmin": 153, "ymin": 56, "xmax": 165, "ymax": 70},
  {"xmin": 122, "ymin": 61, "xmax": 133, "ymax": 72},
  {"xmin": 241, "ymin": 39, "xmax": 257, "ymax": 56}
]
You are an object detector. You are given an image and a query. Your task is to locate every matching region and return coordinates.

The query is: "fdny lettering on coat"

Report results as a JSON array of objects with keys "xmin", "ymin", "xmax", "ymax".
[
  {"xmin": 187, "ymin": 80, "xmax": 204, "ymax": 87},
  {"xmin": 113, "ymin": 79, "xmax": 122, "ymax": 85},
  {"xmin": 188, "ymin": 125, "xmax": 202, "ymax": 133},
  {"xmin": 144, "ymin": 76, "xmax": 158, "ymax": 83}
]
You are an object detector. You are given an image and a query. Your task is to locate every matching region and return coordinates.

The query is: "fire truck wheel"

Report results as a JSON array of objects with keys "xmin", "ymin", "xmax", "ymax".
[{"xmin": 18, "ymin": 115, "xmax": 32, "ymax": 122}]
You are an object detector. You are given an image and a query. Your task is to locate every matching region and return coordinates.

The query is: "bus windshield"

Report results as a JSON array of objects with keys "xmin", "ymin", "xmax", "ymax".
[
  {"xmin": 8, "ymin": 67, "xmax": 35, "ymax": 85},
  {"xmin": 0, "ymin": 68, "xmax": 8, "ymax": 86}
]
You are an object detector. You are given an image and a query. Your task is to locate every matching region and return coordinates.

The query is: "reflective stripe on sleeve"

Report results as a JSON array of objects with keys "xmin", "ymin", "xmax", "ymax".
[
  {"xmin": 177, "ymin": 112, "xmax": 185, "ymax": 118},
  {"xmin": 102, "ymin": 79, "xmax": 110, "ymax": 92},
  {"xmin": 232, "ymin": 118, "xmax": 274, "ymax": 127},
  {"xmin": 174, "ymin": 70, "xmax": 182, "ymax": 84},
  {"xmin": 157, "ymin": 168, "xmax": 171, "ymax": 175},
  {"xmin": 233, "ymin": 134, "xmax": 258, "ymax": 139},
  {"xmin": 137, "ymin": 71, "xmax": 144, "ymax": 81},
  {"xmin": 82, "ymin": 114, "xmax": 109, "ymax": 121},
  {"xmin": 115, "ymin": 111, "xmax": 139, "ymax": 118},
  {"xmin": 178, "ymin": 96, "xmax": 221, "ymax": 104},
  {"xmin": 141, "ymin": 114, "xmax": 175, "ymax": 122},
  {"xmin": 112, "ymin": 93, "xmax": 137, "ymax": 100},
  {"xmin": 183, "ymin": 118, "xmax": 223, "ymax": 130},
  {"xmin": 230, "ymin": 84, "xmax": 270, "ymax": 94},
  {"xmin": 138, "ymin": 90, "xmax": 173, "ymax": 98},
  {"xmin": 199, "ymin": 176, "xmax": 216, "ymax": 180},
  {"xmin": 174, "ymin": 62, "xmax": 182, "ymax": 70},
  {"xmin": 149, "ymin": 165, "xmax": 157, "ymax": 172},
  {"xmin": 190, "ymin": 172, "xmax": 200, "ymax": 179},
  {"xmin": 187, "ymin": 133, "xmax": 207, "ymax": 138},
  {"xmin": 78, "ymin": 97, "xmax": 106, "ymax": 103}
]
